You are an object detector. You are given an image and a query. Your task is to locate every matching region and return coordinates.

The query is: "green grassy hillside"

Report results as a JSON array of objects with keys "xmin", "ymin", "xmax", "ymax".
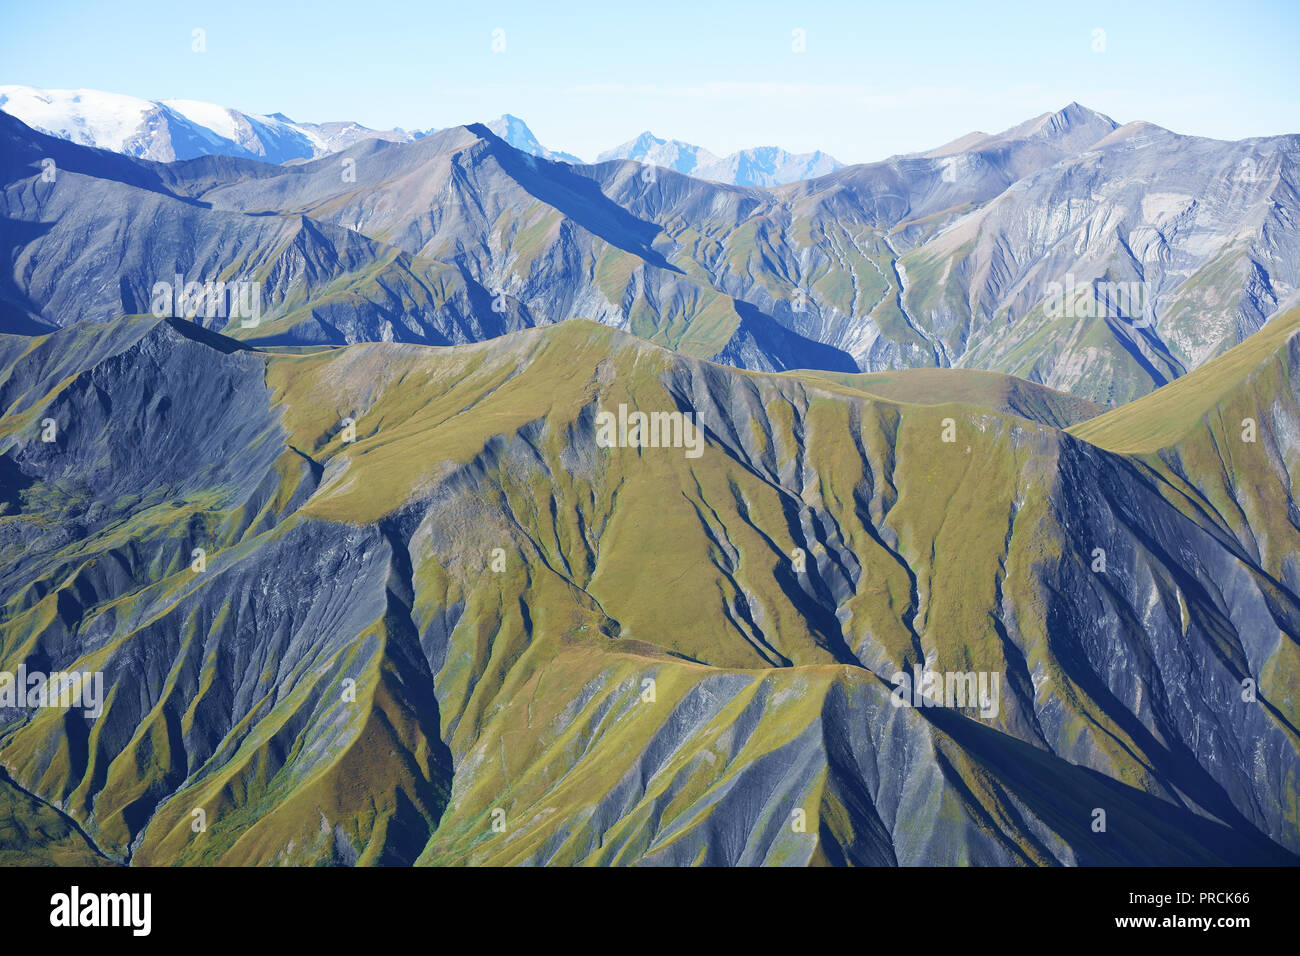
[{"xmin": 0, "ymin": 313, "xmax": 1295, "ymax": 865}]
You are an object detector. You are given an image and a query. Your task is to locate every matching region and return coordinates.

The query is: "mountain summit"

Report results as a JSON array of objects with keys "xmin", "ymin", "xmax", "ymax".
[
  {"xmin": 925, "ymin": 102, "xmax": 1119, "ymax": 158},
  {"xmin": 0, "ymin": 84, "xmax": 423, "ymax": 163},
  {"xmin": 598, "ymin": 131, "xmax": 718, "ymax": 172},
  {"xmin": 484, "ymin": 114, "xmax": 581, "ymax": 164}
]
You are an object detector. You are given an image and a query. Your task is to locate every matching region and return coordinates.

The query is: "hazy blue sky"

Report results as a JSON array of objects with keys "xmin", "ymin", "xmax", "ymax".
[{"xmin": 3, "ymin": 0, "xmax": 1297, "ymax": 163}]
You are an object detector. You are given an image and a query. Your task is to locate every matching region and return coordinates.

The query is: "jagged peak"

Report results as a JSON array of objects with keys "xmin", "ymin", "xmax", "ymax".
[
  {"xmin": 994, "ymin": 102, "xmax": 1118, "ymax": 144},
  {"xmin": 1043, "ymin": 101, "xmax": 1117, "ymax": 131}
]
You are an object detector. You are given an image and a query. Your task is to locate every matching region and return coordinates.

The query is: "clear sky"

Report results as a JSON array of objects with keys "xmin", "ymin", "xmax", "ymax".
[{"xmin": 3, "ymin": 0, "xmax": 1297, "ymax": 164}]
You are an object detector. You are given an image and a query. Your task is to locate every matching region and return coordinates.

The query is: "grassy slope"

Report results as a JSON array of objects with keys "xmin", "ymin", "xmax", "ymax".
[
  {"xmin": 1, "ymin": 312, "xmax": 1296, "ymax": 864},
  {"xmin": 1069, "ymin": 305, "xmax": 1300, "ymax": 740},
  {"xmin": 258, "ymin": 317, "xmax": 1296, "ymax": 863},
  {"xmin": 796, "ymin": 366, "xmax": 1108, "ymax": 428},
  {"xmin": 1070, "ymin": 304, "xmax": 1300, "ymax": 581},
  {"xmin": 0, "ymin": 772, "xmax": 109, "ymax": 866},
  {"xmin": 1071, "ymin": 305, "xmax": 1300, "ymax": 453}
]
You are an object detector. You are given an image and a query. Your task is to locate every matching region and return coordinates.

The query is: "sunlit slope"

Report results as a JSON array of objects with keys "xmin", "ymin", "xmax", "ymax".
[
  {"xmin": 263, "ymin": 318, "xmax": 1297, "ymax": 862},
  {"xmin": 1071, "ymin": 305, "xmax": 1300, "ymax": 452},
  {"xmin": 0, "ymin": 315, "xmax": 1295, "ymax": 864},
  {"xmin": 415, "ymin": 649, "xmax": 1284, "ymax": 866},
  {"xmin": 796, "ymin": 366, "xmax": 1107, "ymax": 428},
  {"xmin": 0, "ymin": 772, "xmax": 109, "ymax": 866},
  {"xmin": 1071, "ymin": 304, "xmax": 1300, "ymax": 587},
  {"xmin": 0, "ymin": 318, "xmax": 451, "ymax": 865}
]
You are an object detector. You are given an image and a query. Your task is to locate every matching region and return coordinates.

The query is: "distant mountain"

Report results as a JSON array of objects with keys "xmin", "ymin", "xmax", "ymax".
[
  {"xmin": 2, "ymin": 102, "xmax": 1297, "ymax": 405},
  {"xmin": 921, "ymin": 101, "xmax": 1120, "ymax": 159},
  {"xmin": 598, "ymin": 131, "xmax": 719, "ymax": 174},
  {"xmin": 0, "ymin": 85, "xmax": 842, "ymax": 185},
  {"xmin": 698, "ymin": 146, "xmax": 843, "ymax": 186},
  {"xmin": 0, "ymin": 87, "xmax": 588, "ymax": 169},
  {"xmin": 485, "ymin": 114, "xmax": 581, "ymax": 164},
  {"xmin": 0, "ymin": 111, "xmax": 855, "ymax": 371},
  {"xmin": 0, "ymin": 85, "xmax": 425, "ymax": 163},
  {"xmin": 598, "ymin": 130, "xmax": 843, "ymax": 185}
]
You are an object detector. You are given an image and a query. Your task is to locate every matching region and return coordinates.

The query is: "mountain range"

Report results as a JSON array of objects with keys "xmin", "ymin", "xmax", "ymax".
[
  {"xmin": 0, "ymin": 92, "xmax": 1297, "ymax": 867},
  {"xmin": 0, "ymin": 84, "xmax": 427, "ymax": 164},
  {"xmin": 0, "ymin": 85, "xmax": 839, "ymax": 186},
  {"xmin": 597, "ymin": 130, "xmax": 842, "ymax": 185},
  {"xmin": 0, "ymin": 304, "xmax": 1296, "ymax": 864},
  {"xmin": 2, "ymin": 100, "xmax": 1296, "ymax": 405}
]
